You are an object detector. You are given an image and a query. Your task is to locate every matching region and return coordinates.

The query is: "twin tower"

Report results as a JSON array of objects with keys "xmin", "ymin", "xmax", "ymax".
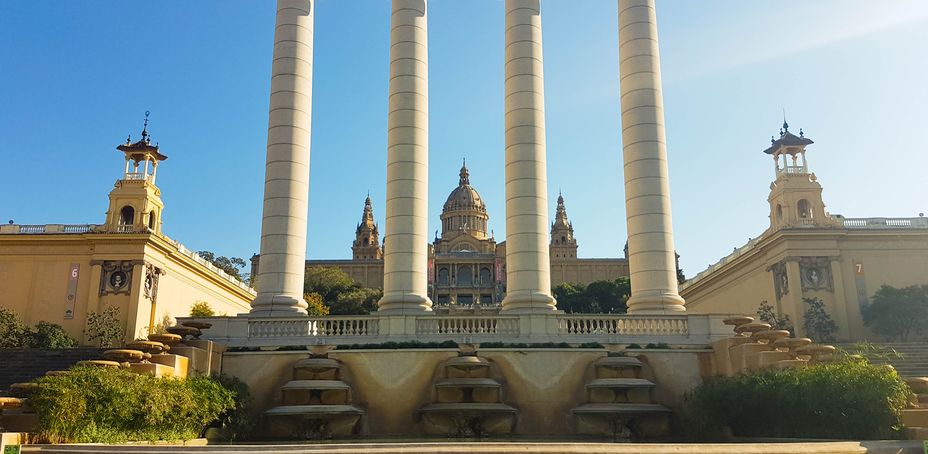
[{"xmin": 249, "ymin": 0, "xmax": 685, "ymax": 317}]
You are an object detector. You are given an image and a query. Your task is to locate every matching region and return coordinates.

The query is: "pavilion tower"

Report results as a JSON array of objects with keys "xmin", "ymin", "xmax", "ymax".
[
  {"xmin": 549, "ymin": 193, "xmax": 578, "ymax": 260},
  {"xmin": 251, "ymin": 0, "xmax": 315, "ymax": 317},
  {"xmin": 617, "ymin": 0, "xmax": 685, "ymax": 313},
  {"xmin": 104, "ymin": 112, "xmax": 166, "ymax": 235},
  {"xmin": 765, "ymin": 122, "xmax": 834, "ymax": 231},
  {"xmin": 352, "ymin": 195, "xmax": 383, "ymax": 260},
  {"xmin": 501, "ymin": 0, "xmax": 557, "ymax": 313}
]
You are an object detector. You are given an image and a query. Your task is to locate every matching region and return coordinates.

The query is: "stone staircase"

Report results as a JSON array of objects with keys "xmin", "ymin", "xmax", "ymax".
[{"xmin": 837, "ymin": 342, "xmax": 928, "ymax": 378}]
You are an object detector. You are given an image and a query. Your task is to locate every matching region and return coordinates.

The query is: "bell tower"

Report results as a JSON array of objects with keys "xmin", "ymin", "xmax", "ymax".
[
  {"xmin": 103, "ymin": 112, "xmax": 167, "ymax": 234},
  {"xmin": 549, "ymin": 192, "xmax": 578, "ymax": 259},
  {"xmin": 764, "ymin": 120, "xmax": 835, "ymax": 231},
  {"xmin": 352, "ymin": 194, "xmax": 383, "ymax": 260}
]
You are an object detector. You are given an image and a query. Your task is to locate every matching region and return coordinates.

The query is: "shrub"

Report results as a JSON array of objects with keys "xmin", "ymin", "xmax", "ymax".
[
  {"xmin": 28, "ymin": 321, "xmax": 77, "ymax": 348},
  {"xmin": 30, "ymin": 366, "xmax": 235, "ymax": 443},
  {"xmin": 189, "ymin": 301, "xmax": 216, "ymax": 317},
  {"xmin": 756, "ymin": 300, "xmax": 794, "ymax": 334},
  {"xmin": 210, "ymin": 374, "xmax": 254, "ymax": 441},
  {"xmin": 84, "ymin": 306, "xmax": 125, "ymax": 347},
  {"xmin": 802, "ymin": 297, "xmax": 838, "ymax": 342},
  {"xmin": 0, "ymin": 308, "xmax": 31, "ymax": 348},
  {"xmin": 683, "ymin": 358, "xmax": 910, "ymax": 440}
]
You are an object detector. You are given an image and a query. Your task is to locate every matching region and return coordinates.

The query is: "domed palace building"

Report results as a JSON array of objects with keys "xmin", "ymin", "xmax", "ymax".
[{"xmin": 278, "ymin": 162, "xmax": 632, "ymax": 310}]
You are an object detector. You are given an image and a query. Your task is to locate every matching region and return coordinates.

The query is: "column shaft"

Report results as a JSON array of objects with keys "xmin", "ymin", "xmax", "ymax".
[
  {"xmin": 378, "ymin": 0, "xmax": 432, "ymax": 313},
  {"xmin": 251, "ymin": 0, "xmax": 314, "ymax": 316},
  {"xmin": 618, "ymin": 0, "xmax": 685, "ymax": 313},
  {"xmin": 501, "ymin": 0, "xmax": 556, "ymax": 313}
]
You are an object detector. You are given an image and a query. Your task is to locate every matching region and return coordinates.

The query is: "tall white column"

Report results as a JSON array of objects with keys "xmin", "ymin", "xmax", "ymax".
[
  {"xmin": 501, "ymin": 0, "xmax": 556, "ymax": 313},
  {"xmin": 378, "ymin": 0, "xmax": 432, "ymax": 313},
  {"xmin": 251, "ymin": 0, "xmax": 314, "ymax": 317},
  {"xmin": 618, "ymin": 0, "xmax": 685, "ymax": 313}
]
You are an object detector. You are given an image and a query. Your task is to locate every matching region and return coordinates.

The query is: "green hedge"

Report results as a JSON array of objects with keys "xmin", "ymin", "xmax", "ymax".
[
  {"xmin": 30, "ymin": 366, "xmax": 236, "ymax": 443},
  {"xmin": 683, "ymin": 358, "xmax": 910, "ymax": 440}
]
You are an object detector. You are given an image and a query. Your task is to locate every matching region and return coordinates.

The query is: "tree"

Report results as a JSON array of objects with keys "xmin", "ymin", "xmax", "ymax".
[
  {"xmin": 84, "ymin": 306, "xmax": 126, "ymax": 347},
  {"xmin": 331, "ymin": 287, "xmax": 382, "ymax": 315},
  {"xmin": 756, "ymin": 300, "xmax": 794, "ymax": 334},
  {"xmin": 304, "ymin": 292, "xmax": 330, "ymax": 317},
  {"xmin": 197, "ymin": 250, "xmax": 248, "ymax": 281},
  {"xmin": 304, "ymin": 266, "xmax": 355, "ymax": 303},
  {"xmin": 552, "ymin": 278, "xmax": 630, "ymax": 314},
  {"xmin": 802, "ymin": 297, "xmax": 838, "ymax": 342},
  {"xmin": 863, "ymin": 284, "xmax": 928, "ymax": 341},
  {"xmin": 190, "ymin": 300, "xmax": 216, "ymax": 317}
]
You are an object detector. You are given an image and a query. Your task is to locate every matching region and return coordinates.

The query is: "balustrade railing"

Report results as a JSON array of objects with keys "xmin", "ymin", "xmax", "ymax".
[
  {"xmin": 18, "ymin": 225, "xmax": 47, "ymax": 234},
  {"xmin": 416, "ymin": 316, "xmax": 519, "ymax": 336},
  {"xmin": 248, "ymin": 317, "xmax": 379, "ymax": 339},
  {"xmin": 557, "ymin": 315, "xmax": 688, "ymax": 337}
]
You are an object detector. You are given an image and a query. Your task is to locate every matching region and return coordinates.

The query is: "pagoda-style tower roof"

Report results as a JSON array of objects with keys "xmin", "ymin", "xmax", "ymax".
[
  {"xmin": 763, "ymin": 120, "xmax": 813, "ymax": 157},
  {"xmin": 117, "ymin": 111, "xmax": 168, "ymax": 162}
]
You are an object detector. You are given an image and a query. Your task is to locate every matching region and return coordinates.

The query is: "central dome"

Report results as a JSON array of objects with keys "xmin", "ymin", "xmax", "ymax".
[
  {"xmin": 443, "ymin": 163, "xmax": 487, "ymax": 213},
  {"xmin": 440, "ymin": 162, "xmax": 489, "ymax": 240}
]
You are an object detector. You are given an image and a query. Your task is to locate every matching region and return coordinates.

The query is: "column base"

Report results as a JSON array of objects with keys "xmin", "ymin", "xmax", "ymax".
[
  {"xmin": 249, "ymin": 294, "xmax": 308, "ymax": 317},
  {"xmin": 378, "ymin": 292, "xmax": 433, "ymax": 314},
  {"xmin": 626, "ymin": 291, "xmax": 686, "ymax": 314},
  {"xmin": 501, "ymin": 290, "xmax": 557, "ymax": 313}
]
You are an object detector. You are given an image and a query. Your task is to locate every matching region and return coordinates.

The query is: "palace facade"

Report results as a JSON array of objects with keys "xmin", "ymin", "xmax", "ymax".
[
  {"xmin": 262, "ymin": 163, "xmax": 631, "ymax": 308},
  {"xmin": 680, "ymin": 123, "xmax": 928, "ymax": 341}
]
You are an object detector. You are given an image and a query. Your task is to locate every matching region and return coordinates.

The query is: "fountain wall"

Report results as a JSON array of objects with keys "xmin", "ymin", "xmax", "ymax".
[{"xmin": 221, "ymin": 348, "xmax": 714, "ymax": 437}]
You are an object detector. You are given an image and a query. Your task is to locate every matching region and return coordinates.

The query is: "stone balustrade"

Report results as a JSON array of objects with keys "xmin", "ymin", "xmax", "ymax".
[{"xmin": 181, "ymin": 313, "xmax": 732, "ymax": 347}]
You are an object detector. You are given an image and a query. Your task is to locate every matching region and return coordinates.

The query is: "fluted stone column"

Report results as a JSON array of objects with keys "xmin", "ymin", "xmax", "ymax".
[
  {"xmin": 618, "ymin": 0, "xmax": 685, "ymax": 313},
  {"xmin": 378, "ymin": 0, "xmax": 432, "ymax": 313},
  {"xmin": 501, "ymin": 0, "xmax": 556, "ymax": 313},
  {"xmin": 251, "ymin": 0, "xmax": 314, "ymax": 317}
]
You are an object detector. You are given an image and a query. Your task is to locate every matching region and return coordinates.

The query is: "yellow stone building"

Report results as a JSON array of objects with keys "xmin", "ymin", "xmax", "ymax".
[
  {"xmin": 681, "ymin": 122, "xmax": 928, "ymax": 341},
  {"xmin": 259, "ymin": 163, "xmax": 631, "ymax": 308},
  {"xmin": 0, "ymin": 118, "xmax": 254, "ymax": 344}
]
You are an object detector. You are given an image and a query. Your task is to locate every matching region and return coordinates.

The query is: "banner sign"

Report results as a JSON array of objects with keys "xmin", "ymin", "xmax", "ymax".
[{"xmin": 65, "ymin": 263, "xmax": 79, "ymax": 319}]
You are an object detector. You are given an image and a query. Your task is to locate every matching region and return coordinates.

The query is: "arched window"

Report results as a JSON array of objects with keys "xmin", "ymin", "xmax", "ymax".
[
  {"xmin": 776, "ymin": 204, "xmax": 783, "ymax": 222},
  {"xmin": 458, "ymin": 266, "xmax": 472, "ymax": 286},
  {"xmin": 561, "ymin": 235, "xmax": 566, "ymax": 243},
  {"xmin": 363, "ymin": 238, "xmax": 369, "ymax": 246},
  {"xmin": 119, "ymin": 206, "xmax": 135, "ymax": 226},
  {"xmin": 438, "ymin": 268, "xmax": 450, "ymax": 285},
  {"xmin": 797, "ymin": 199, "xmax": 811, "ymax": 219},
  {"xmin": 480, "ymin": 267, "xmax": 491, "ymax": 285},
  {"xmin": 147, "ymin": 209, "xmax": 157, "ymax": 229}
]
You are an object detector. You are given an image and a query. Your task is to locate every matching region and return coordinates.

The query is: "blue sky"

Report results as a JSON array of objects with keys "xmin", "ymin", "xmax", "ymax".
[{"xmin": 1, "ymin": 1, "xmax": 927, "ymax": 278}]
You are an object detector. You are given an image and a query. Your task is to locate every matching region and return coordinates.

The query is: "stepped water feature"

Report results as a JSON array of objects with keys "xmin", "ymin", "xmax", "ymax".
[
  {"xmin": 264, "ymin": 351, "xmax": 364, "ymax": 439},
  {"xmin": 418, "ymin": 348, "xmax": 517, "ymax": 437},
  {"xmin": 572, "ymin": 355, "xmax": 670, "ymax": 440}
]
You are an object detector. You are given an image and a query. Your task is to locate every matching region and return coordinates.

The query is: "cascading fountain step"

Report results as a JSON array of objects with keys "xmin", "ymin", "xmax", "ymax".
[
  {"xmin": 586, "ymin": 378, "xmax": 656, "ymax": 389},
  {"xmin": 435, "ymin": 378, "xmax": 502, "ymax": 388},
  {"xmin": 281, "ymin": 380, "xmax": 351, "ymax": 391},
  {"xmin": 419, "ymin": 402, "xmax": 517, "ymax": 413},
  {"xmin": 265, "ymin": 405, "xmax": 364, "ymax": 417},
  {"xmin": 572, "ymin": 403, "xmax": 671, "ymax": 415},
  {"xmin": 263, "ymin": 353, "xmax": 364, "ymax": 439}
]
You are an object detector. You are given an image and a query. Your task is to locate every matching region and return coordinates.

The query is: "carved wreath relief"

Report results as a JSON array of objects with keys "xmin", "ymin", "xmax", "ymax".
[
  {"xmin": 97, "ymin": 260, "xmax": 136, "ymax": 296},
  {"xmin": 799, "ymin": 256, "xmax": 833, "ymax": 292}
]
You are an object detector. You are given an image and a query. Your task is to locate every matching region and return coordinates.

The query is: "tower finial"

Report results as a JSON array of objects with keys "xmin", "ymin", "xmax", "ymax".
[
  {"xmin": 459, "ymin": 158, "xmax": 470, "ymax": 186},
  {"xmin": 782, "ymin": 108, "xmax": 789, "ymax": 132},
  {"xmin": 141, "ymin": 110, "xmax": 151, "ymax": 143}
]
